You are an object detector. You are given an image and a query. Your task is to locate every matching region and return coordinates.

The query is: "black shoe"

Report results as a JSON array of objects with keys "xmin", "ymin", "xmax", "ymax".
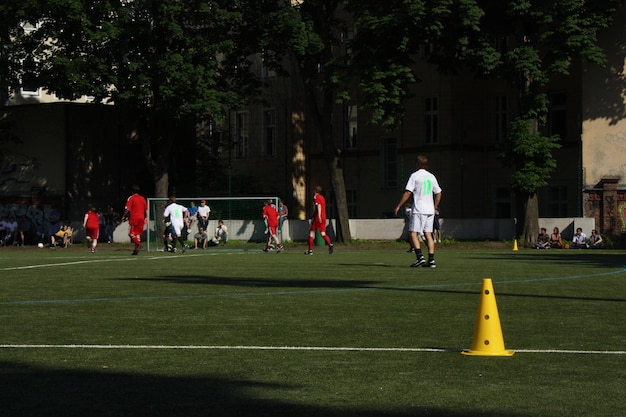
[
  {"xmin": 407, "ymin": 247, "xmax": 415, "ymax": 253},
  {"xmin": 132, "ymin": 250, "xmax": 138, "ymax": 256},
  {"xmin": 328, "ymin": 245, "xmax": 334, "ymax": 254},
  {"xmin": 423, "ymin": 260, "xmax": 436, "ymax": 268},
  {"xmin": 411, "ymin": 258, "xmax": 426, "ymax": 267},
  {"xmin": 304, "ymin": 250, "xmax": 313, "ymax": 255}
]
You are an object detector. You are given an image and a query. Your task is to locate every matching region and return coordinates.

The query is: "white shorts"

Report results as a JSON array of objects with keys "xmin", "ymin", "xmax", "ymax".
[
  {"xmin": 409, "ymin": 213, "xmax": 434, "ymax": 234},
  {"xmin": 171, "ymin": 220, "xmax": 185, "ymax": 236}
]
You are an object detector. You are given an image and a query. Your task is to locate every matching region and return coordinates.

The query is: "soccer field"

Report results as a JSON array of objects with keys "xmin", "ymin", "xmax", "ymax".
[{"xmin": 1, "ymin": 243, "xmax": 625, "ymax": 417}]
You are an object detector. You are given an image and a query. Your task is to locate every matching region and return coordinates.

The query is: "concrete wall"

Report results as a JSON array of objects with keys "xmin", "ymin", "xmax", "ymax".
[{"xmin": 100, "ymin": 217, "xmax": 594, "ymax": 244}]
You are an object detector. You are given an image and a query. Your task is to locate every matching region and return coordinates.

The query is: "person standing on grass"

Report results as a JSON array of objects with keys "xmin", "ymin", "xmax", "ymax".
[
  {"xmin": 122, "ymin": 185, "xmax": 148, "ymax": 255},
  {"xmin": 163, "ymin": 196, "xmax": 190, "ymax": 253},
  {"xmin": 305, "ymin": 185, "xmax": 333, "ymax": 255},
  {"xmin": 83, "ymin": 205, "xmax": 100, "ymax": 253},
  {"xmin": 394, "ymin": 155, "xmax": 442, "ymax": 268},
  {"xmin": 263, "ymin": 200, "xmax": 284, "ymax": 252}
]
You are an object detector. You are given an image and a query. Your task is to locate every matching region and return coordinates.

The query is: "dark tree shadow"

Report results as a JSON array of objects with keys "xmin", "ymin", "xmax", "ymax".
[{"xmin": 0, "ymin": 361, "xmax": 529, "ymax": 417}]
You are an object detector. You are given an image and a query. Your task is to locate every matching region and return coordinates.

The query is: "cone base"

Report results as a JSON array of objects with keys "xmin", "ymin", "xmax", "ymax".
[{"xmin": 461, "ymin": 349, "xmax": 515, "ymax": 357}]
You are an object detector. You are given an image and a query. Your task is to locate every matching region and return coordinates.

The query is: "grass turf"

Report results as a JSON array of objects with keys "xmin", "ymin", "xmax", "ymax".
[{"xmin": 1, "ymin": 242, "xmax": 625, "ymax": 416}]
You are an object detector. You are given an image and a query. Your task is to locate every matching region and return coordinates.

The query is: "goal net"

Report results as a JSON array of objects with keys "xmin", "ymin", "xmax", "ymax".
[{"xmin": 146, "ymin": 196, "xmax": 279, "ymax": 251}]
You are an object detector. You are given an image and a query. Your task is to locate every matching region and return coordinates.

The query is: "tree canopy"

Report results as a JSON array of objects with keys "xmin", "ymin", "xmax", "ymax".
[
  {"xmin": 2, "ymin": 0, "xmax": 623, "ymax": 240},
  {"xmin": 346, "ymin": 0, "xmax": 622, "ymax": 241}
]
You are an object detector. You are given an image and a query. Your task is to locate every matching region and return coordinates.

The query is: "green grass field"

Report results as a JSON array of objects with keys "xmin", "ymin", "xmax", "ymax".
[{"xmin": 1, "ymin": 242, "xmax": 625, "ymax": 417}]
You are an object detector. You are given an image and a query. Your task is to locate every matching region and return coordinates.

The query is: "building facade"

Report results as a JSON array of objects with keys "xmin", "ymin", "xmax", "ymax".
[{"xmin": 4, "ymin": 5, "xmax": 626, "ymax": 237}]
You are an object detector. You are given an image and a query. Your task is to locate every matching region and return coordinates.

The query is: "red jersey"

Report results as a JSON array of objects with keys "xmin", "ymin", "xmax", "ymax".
[
  {"xmin": 84, "ymin": 211, "xmax": 99, "ymax": 230},
  {"xmin": 313, "ymin": 192, "xmax": 326, "ymax": 223},
  {"xmin": 125, "ymin": 193, "xmax": 147, "ymax": 225},
  {"xmin": 262, "ymin": 205, "xmax": 279, "ymax": 228}
]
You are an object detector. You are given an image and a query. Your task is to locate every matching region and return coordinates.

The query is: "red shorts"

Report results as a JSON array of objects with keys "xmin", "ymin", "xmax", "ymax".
[
  {"xmin": 86, "ymin": 227, "xmax": 99, "ymax": 240},
  {"xmin": 129, "ymin": 222, "xmax": 144, "ymax": 237},
  {"xmin": 267, "ymin": 225, "xmax": 278, "ymax": 236},
  {"xmin": 310, "ymin": 219, "xmax": 326, "ymax": 233}
]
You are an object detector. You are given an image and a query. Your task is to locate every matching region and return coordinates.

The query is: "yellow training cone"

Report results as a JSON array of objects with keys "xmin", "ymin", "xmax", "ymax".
[
  {"xmin": 513, "ymin": 239, "xmax": 518, "ymax": 251},
  {"xmin": 462, "ymin": 278, "xmax": 514, "ymax": 356}
]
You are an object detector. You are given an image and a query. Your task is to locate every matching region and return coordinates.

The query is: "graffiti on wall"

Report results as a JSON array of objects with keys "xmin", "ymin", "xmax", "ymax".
[
  {"xmin": 605, "ymin": 131, "xmax": 626, "ymax": 153},
  {"xmin": 0, "ymin": 203, "xmax": 61, "ymax": 238},
  {"xmin": 0, "ymin": 154, "xmax": 38, "ymax": 191},
  {"xmin": 620, "ymin": 202, "xmax": 626, "ymax": 233}
]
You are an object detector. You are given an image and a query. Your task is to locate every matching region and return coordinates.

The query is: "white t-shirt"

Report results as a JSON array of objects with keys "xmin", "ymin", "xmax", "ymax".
[
  {"xmin": 197, "ymin": 204, "xmax": 211, "ymax": 219},
  {"xmin": 405, "ymin": 169, "xmax": 442, "ymax": 215},
  {"xmin": 164, "ymin": 203, "xmax": 188, "ymax": 235},
  {"xmin": 5, "ymin": 220, "xmax": 18, "ymax": 233},
  {"xmin": 215, "ymin": 224, "xmax": 228, "ymax": 238}
]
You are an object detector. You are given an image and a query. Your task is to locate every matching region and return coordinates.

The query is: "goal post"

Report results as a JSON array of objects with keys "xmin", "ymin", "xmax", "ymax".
[{"xmin": 146, "ymin": 197, "xmax": 279, "ymax": 251}]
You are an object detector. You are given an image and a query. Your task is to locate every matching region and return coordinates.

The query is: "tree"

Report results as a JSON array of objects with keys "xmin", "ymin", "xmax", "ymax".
[
  {"xmin": 281, "ymin": 1, "xmax": 480, "ymax": 242},
  {"xmin": 346, "ymin": 0, "xmax": 483, "ymax": 127},
  {"xmin": 28, "ymin": 0, "xmax": 279, "ymax": 198},
  {"xmin": 459, "ymin": 0, "xmax": 623, "ymax": 242},
  {"xmin": 346, "ymin": 0, "xmax": 622, "ymax": 243},
  {"xmin": 0, "ymin": 1, "xmax": 41, "ymax": 191},
  {"xmin": 283, "ymin": 1, "xmax": 353, "ymax": 242}
]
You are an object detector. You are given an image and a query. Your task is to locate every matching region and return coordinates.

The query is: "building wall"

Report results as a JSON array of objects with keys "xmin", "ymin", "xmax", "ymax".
[
  {"xmin": 1, "ymin": 103, "xmax": 153, "ymax": 222},
  {"xmin": 581, "ymin": 5, "xmax": 626, "ymax": 234},
  {"xmin": 1, "ymin": 104, "xmax": 67, "ymax": 196}
]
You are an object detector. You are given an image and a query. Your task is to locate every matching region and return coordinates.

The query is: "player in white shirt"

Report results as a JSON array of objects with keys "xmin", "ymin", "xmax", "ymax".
[
  {"xmin": 163, "ymin": 196, "xmax": 190, "ymax": 253},
  {"xmin": 196, "ymin": 199, "xmax": 211, "ymax": 230},
  {"xmin": 394, "ymin": 155, "xmax": 442, "ymax": 268}
]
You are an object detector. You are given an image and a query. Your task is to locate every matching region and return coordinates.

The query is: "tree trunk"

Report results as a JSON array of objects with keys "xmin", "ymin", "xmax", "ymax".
[
  {"xmin": 519, "ymin": 191, "xmax": 539, "ymax": 244},
  {"xmin": 154, "ymin": 171, "xmax": 169, "ymax": 198},
  {"xmin": 291, "ymin": 0, "xmax": 352, "ymax": 242},
  {"xmin": 326, "ymin": 151, "xmax": 351, "ymax": 243},
  {"xmin": 311, "ymin": 81, "xmax": 352, "ymax": 243}
]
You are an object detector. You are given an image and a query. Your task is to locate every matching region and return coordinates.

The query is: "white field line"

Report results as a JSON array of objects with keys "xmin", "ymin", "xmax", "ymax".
[
  {"xmin": 0, "ymin": 344, "xmax": 624, "ymax": 355},
  {"xmin": 0, "ymin": 250, "xmax": 250, "ymax": 271}
]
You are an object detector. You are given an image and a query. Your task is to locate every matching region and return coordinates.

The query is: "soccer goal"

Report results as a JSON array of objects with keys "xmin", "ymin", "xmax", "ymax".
[{"xmin": 146, "ymin": 197, "xmax": 279, "ymax": 251}]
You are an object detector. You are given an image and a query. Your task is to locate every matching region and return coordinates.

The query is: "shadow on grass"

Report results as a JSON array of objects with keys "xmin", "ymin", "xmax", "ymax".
[
  {"xmin": 0, "ymin": 361, "xmax": 528, "ymax": 417},
  {"xmin": 119, "ymin": 275, "xmax": 381, "ymax": 289},
  {"xmin": 479, "ymin": 250, "xmax": 626, "ymax": 269},
  {"xmin": 389, "ymin": 286, "xmax": 626, "ymax": 303}
]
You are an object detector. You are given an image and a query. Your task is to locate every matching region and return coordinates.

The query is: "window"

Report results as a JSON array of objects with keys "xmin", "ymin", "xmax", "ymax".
[
  {"xmin": 341, "ymin": 27, "xmax": 354, "ymax": 62},
  {"xmin": 544, "ymin": 185, "xmax": 568, "ymax": 217},
  {"xmin": 424, "ymin": 97, "xmax": 438, "ymax": 144},
  {"xmin": 345, "ymin": 105, "xmax": 357, "ymax": 150},
  {"xmin": 235, "ymin": 112, "xmax": 249, "ymax": 158},
  {"xmin": 494, "ymin": 96, "xmax": 509, "ymax": 144},
  {"xmin": 382, "ymin": 138, "xmax": 398, "ymax": 188},
  {"xmin": 494, "ymin": 187, "xmax": 511, "ymax": 218},
  {"xmin": 548, "ymin": 92, "xmax": 567, "ymax": 140},
  {"xmin": 419, "ymin": 42, "xmax": 436, "ymax": 58},
  {"xmin": 492, "ymin": 35, "xmax": 508, "ymax": 54},
  {"xmin": 346, "ymin": 189, "xmax": 357, "ymax": 218},
  {"xmin": 20, "ymin": 58, "xmax": 40, "ymax": 96},
  {"xmin": 261, "ymin": 50, "xmax": 276, "ymax": 79},
  {"xmin": 263, "ymin": 109, "xmax": 276, "ymax": 157}
]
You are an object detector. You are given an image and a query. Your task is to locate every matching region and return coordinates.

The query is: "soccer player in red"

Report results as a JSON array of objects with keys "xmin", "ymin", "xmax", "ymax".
[
  {"xmin": 122, "ymin": 185, "xmax": 148, "ymax": 255},
  {"xmin": 83, "ymin": 205, "xmax": 100, "ymax": 253},
  {"xmin": 306, "ymin": 185, "xmax": 333, "ymax": 255},
  {"xmin": 262, "ymin": 199, "xmax": 283, "ymax": 252}
]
